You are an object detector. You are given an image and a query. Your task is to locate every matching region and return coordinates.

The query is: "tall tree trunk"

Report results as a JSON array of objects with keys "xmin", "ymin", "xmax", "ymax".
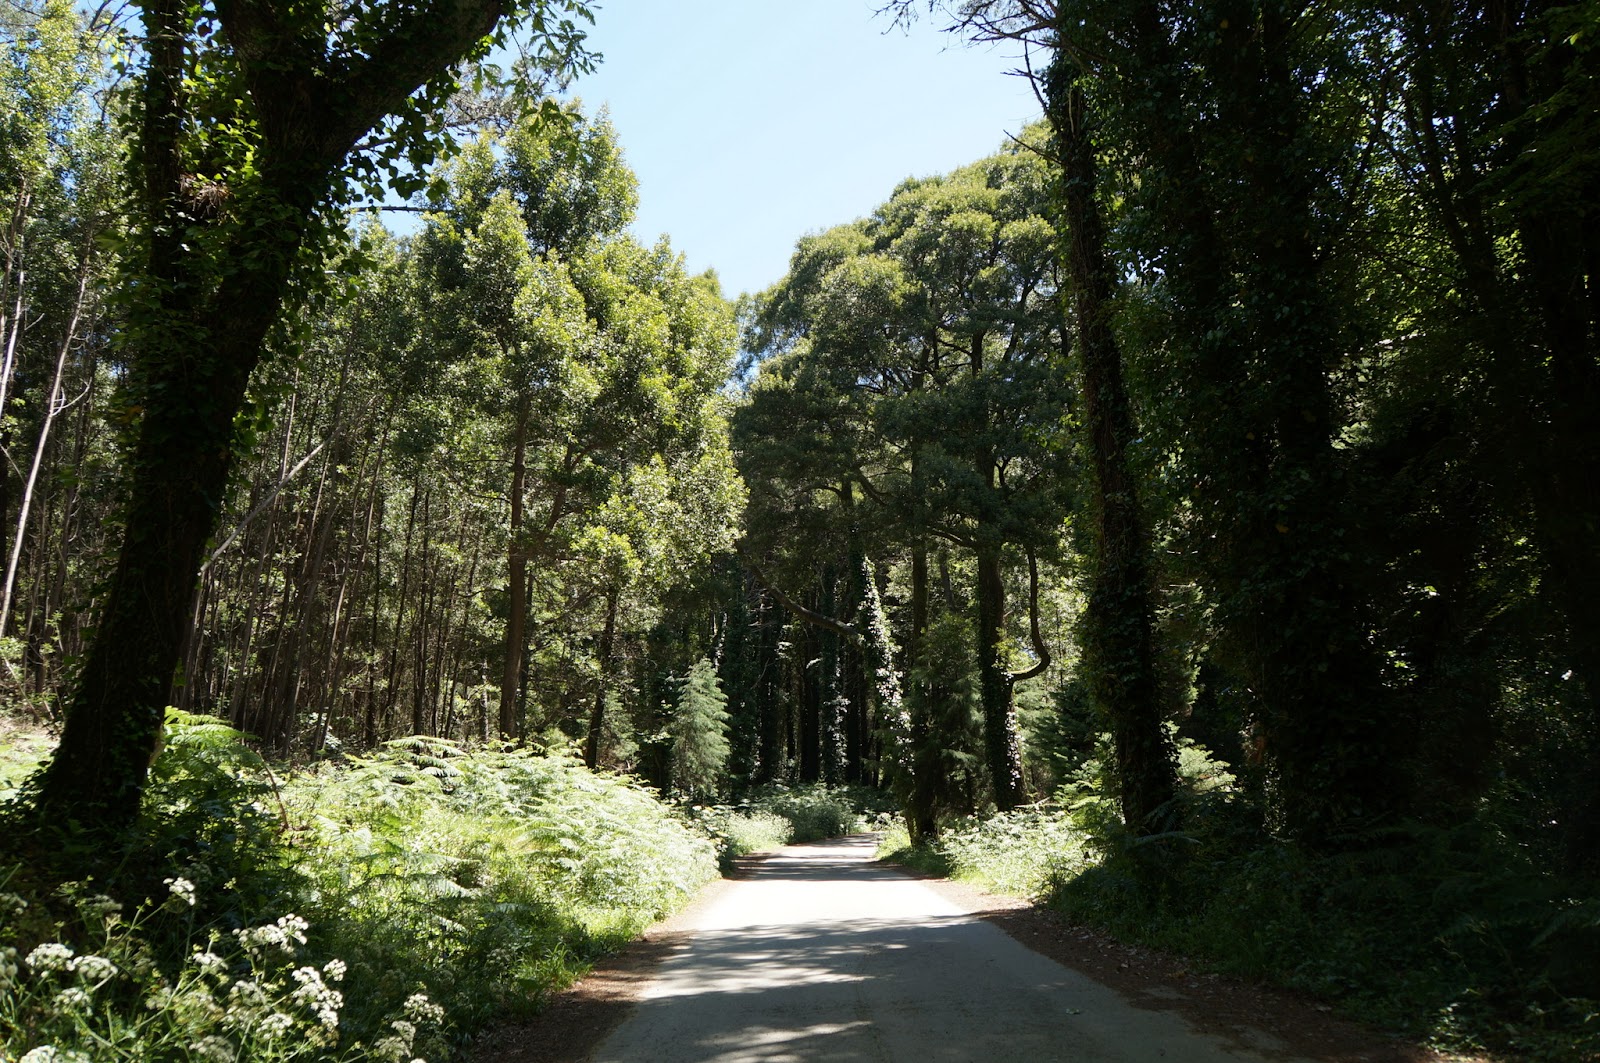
[
  {"xmin": 498, "ymin": 395, "xmax": 530, "ymax": 738},
  {"xmin": 30, "ymin": 0, "xmax": 554, "ymax": 831},
  {"xmin": 975, "ymin": 539, "xmax": 1025, "ymax": 810},
  {"xmin": 906, "ymin": 536, "xmax": 938, "ymax": 840},
  {"xmin": 583, "ymin": 585, "xmax": 619, "ymax": 768},
  {"xmin": 1046, "ymin": 44, "xmax": 1176, "ymax": 832}
]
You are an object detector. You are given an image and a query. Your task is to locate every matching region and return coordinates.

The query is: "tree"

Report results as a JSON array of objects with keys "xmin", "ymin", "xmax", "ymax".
[
  {"xmin": 738, "ymin": 140, "xmax": 1069, "ymax": 811},
  {"xmin": 34, "ymin": 0, "xmax": 596, "ymax": 827},
  {"xmin": 1040, "ymin": 16, "xmax": 1175, "ymax": 832},
  {"xmin": 0, "ymin": 0, "xmax": 121, "ymax": 693},
  {"xmin": 669, "ymin": 657, "xmax": 730, "ymax": 799}
]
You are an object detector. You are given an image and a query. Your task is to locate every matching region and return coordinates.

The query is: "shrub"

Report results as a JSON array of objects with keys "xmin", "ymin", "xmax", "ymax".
[
  {"xmin": 745, "ymin": 785, "xmax": 865, "ymax": 843},
  {"xmin": 0, "ymin": 716, "xmax": 720, "ymax": 1061},
  {"xmin": 680, "ymin": 805, "xmax": 792, "ymax": 870}
]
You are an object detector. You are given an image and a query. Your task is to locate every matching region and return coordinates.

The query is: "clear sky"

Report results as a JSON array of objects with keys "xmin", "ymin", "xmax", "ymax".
[{"xmin": 559, "ymin": 1, "xmax": 1042, "ymax": 299}]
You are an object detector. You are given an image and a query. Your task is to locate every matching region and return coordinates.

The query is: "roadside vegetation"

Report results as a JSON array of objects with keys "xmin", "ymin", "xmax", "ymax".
[
  {"xmin": 880, "ymin": 740, "xmax": 1600, "ymax": 1062},
  {"xmin": 3, "ymin": 0, "xmax": 1597, "ymax": 1060},
  {"xmin": 0, "ymin": 714, "xmax": 879, "ymax": 1061},
  {"xmin": 1, "ymin": 713, "xmax": 724, "ymax": 1061}
]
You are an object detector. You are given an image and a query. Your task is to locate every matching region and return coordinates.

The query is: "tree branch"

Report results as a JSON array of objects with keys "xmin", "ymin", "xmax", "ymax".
[
  {"xmin": 739, "ymin": 547, "xmax": 862, "ymax": 642},
  {"xmin": 1010, "ymin": 544, "xmax": 1052, "ymax": 681}
]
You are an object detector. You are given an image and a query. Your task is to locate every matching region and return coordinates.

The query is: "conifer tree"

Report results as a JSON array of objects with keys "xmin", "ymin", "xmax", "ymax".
[{"xmin": 669, "ymin": 657, "xmax": 731, "ymax": 799}]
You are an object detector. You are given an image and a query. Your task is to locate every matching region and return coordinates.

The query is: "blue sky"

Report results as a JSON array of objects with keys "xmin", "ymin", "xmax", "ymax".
[{"xmin": 559, "ymin": 1, "xmax": 1043, "ymax": 298}]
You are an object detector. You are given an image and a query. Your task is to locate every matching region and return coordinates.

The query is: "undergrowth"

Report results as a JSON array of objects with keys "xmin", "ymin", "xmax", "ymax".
[
  {"xmin": 878, "ymin": 738, "xmax": 1600, "ymax": 1062},
  {"xmin": 0, "ymin": 712, "xmax": 718, "ymax": 1061},
  {"xmin": 685, "ymin": 784, "xmax": 877, "ymax": 871}
]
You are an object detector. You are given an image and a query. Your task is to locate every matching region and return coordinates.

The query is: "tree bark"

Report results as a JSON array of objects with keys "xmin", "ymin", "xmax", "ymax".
[
  {"xmin": 1046, "ymin": 47, "xmax": 1176, "ymax": 832},
  {"xmin": 498, "ymin": 395, "xmax": 530, "ymax": 738},
  {"xmin": 582, "ymin": 585, "xmax": 619, "ymax": 768}
]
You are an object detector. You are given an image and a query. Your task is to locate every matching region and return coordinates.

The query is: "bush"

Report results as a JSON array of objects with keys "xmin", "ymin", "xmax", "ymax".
[
  {"xmin": 0, "ymin": 716, "xmax": 720, "ymax": 1061},
  {"xmin": 874, "ymin": 731, "xmax": 1600, "ymax": 1061},
  {"xmin": 680, "ymin": 806, "xmax": 791, "ymax": 870},
  {"xmin": 745, "ymin": 785, "xmax": 866, "ymax": 843}
]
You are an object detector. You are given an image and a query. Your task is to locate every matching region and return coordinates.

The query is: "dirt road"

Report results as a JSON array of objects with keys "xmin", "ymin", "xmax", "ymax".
[{"xmin": 585, "ymin": 834, "xmax": 1306, "ymax": 1063}]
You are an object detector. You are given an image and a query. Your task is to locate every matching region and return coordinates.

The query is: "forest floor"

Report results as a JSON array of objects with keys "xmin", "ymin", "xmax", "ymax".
[{"xmin": 470, "ymin": 832, "xmax": 1484, "ymax": 1063}]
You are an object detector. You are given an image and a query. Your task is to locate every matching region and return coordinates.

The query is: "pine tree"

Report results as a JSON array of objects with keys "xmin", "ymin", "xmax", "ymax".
[{"xmin": 670, "ymin": 658, "xmax": 731, "ymax": 799}]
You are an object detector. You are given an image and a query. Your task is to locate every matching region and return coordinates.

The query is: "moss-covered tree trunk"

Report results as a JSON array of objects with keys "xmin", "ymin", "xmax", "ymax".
[
  {"xmin": 35, "ymin": 0, "xmax": 572, "ymax": 830},
  {"xmin": 1044, "ymin": 46, "xmax": 1175, "ymax": 832}
]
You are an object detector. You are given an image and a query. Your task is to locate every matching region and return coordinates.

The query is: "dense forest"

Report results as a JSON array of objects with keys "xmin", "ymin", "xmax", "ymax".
[{"xmin": 1, "ymin": 0, "xmax": 1597, "ymax": 1058}]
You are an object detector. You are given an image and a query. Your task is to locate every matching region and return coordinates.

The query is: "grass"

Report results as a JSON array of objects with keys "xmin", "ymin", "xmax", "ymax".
[{"xmin": 0, "ymin": 717, "xmax": 53, "ymax": 802}]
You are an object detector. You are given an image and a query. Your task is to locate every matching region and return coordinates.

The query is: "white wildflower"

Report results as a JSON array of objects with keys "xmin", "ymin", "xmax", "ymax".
[
  {"xmin": 190, "ymin": 949, "xmax": 229, "ymax": 980},
  {"xmin": 20, "ymin": 1051, "xmax": 87, "ymax": 1063},
  {"xmin": 403, "ymin": 993, "xmax": 445, "ymax": 1025},
  {"xmin": 290, "ymin": 965, "xmax": 343, "ymax": 1029},
  {"xmin": 68, "ymin": 954, "xmax": 118, "ymax": 982},
  {"xmin": 390, "ymin": 1019, "xmax": 416, "ymax": 1043},
  {"xmin": 227, "ymin": 979, "xmax": 268, "ymax": 1010},
  {"xmin": 164, "ymin": 876, "xmax": 197, "ymax": 908},
  {"xmin": 0, "ymin": 946, "xmax": 19, "ymax": 990},
  {"xmin": 277, "ymin": 913, "xmax": 309, "ymax": 943},
  {"xmin": 233, "ymin": 913, "xmax": 309, "ymax": 956},
  {"xmin": 258, "ymin": 1012, "xmax": 294, "ymax": 1039},
  {"xmin": 189, "ymin": 1036, "xmax": 236, "ymax": 1063},
  {"xmin": 321, "ymin": 957, "xmax": 346, "ymax": 982},
  {"xmin": 0, "ymin": 891, "xmax": 28, "ymax": 916},
  {"xmin": 52, "ymin": 987, "xmax": 91, "ymax": 1009},
  {"xmin": 24, "ymin": 942, "xmax": 73, "ymax": 972},
  {"xmin": 372, "ymin": 1036, "xmax": 410, "ymax": 1063},
  {"xmin": 78, "ymin": 894, "xmax": 121, "ymax": 921}
]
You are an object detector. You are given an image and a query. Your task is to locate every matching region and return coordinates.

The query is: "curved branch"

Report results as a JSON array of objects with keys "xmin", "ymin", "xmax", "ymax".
[
  {"xmin": 738, "ymin": 546, "xmax": 861, "ymax": 643},
  {"xmin": 1010, "ymin": 544, "xmax": 1052, "ymax": 682}
]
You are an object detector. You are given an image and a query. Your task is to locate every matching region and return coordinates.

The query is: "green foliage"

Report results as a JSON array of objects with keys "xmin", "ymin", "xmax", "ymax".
[
  {"xmin": 667, "ymin": 659, "xmax": 731, "ymax": 798},
  {"xmin": 881, "ymin": 728, "xmax": 1599, "ymax": 1060},
  {"xmin": 679, "ymin": 805, "xmax": 791, "ymax": 871},
  {"xmin": 743, "ymin": 784, "xmax": 869, "ymax": 844},
  {"xmin": 1047, "ymin": 807, "xmax": 1600, "ymax": 1061},
  {"xmin": 0, "ymin": 714, "xmax": 719, "ymax": 1060},
  {"xmin": 0, "ymin": 720, "xmax": 53, "ymax": 802}
]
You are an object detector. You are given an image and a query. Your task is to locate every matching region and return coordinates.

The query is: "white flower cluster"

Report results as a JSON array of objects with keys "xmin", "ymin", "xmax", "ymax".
[
  {"xmin": 0, "ymin": 891, "xmax": 28, "ymax": 917},
  {"xmin": 231, "ymin": 913, "xmax": 309, "ymax": 957},
  {"xmin": 51, "ymin": 987, "xmax": 91, "ymax": 1011},
  {"xmin": 18, "ymin": 1048, "xmax": 90, "ymax": 1063},
  {"xmin": 164, "ymin": 876, "xmax": 198, "ymax": 909},
  {"xmin": 24, "ymin": 942, "xmax": 73, "ymax": 972},
  {"xmin": 372, "ymin": 1017, "xmax": 419, "ymax": 1063},
  {"xmin": 190, "ymin": 949, "xmax": 230, "ymax": 981},
  {"xmin": 403, "ymin": 993, "xmax": 443, "ymax": 1025},
  {"xmin": 0, "ymin": 945, "xmax": 18, "ymax": 990},
  {"xmin": 76, "ymin": 894, "xmax": 122, "ymax": 922},
  {"xmin": 67, "ymin": 953, "xmax": 118, "ymax": 983},
  {"xmin": 188, "ymin": 1035, "xmax": 236, "ymax": 1063},
  {"xmin": 370, "ymin": 991, "xmax": 444, "ymax": 1062},
  {"xmin": 290, "ymin": 964, "xmax": 344, "ymax": 1031}
]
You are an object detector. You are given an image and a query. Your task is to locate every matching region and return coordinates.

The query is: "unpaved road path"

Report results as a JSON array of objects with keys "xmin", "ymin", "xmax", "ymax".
[{"xmin": 585, "ymin": 834, "xmax": 1305, "ymax": 1063}]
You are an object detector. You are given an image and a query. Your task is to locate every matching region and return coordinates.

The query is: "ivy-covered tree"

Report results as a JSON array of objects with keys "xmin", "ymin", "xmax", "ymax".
[{"xmin": 35, "ymin": 0, "xmax": 597, "ymax": 827}]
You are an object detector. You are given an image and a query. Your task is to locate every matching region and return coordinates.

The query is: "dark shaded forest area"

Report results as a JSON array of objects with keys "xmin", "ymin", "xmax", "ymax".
[{"xmin": 1, "ymin": 0, "xmax": 1596, "ymax": 1058}]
